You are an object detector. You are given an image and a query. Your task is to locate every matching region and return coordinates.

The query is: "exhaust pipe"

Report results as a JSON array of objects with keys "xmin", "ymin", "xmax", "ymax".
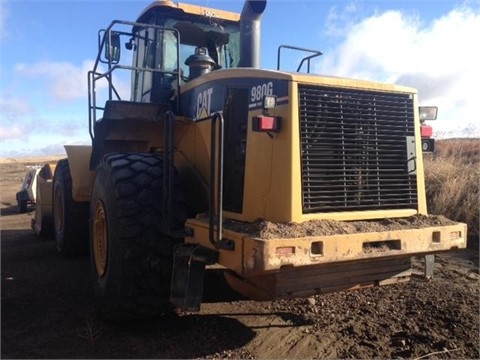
[{"xmin": 239, "ymin": 0, "xmax": 267, "ymax": 68}]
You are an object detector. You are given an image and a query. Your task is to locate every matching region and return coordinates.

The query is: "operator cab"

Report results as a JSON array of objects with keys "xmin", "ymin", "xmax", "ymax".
[{"xmin": 130, "ymin": 1, "xmax": 241, "ymax": 103}]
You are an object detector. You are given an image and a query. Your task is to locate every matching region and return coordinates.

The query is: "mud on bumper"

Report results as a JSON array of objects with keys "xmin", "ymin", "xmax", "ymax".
[
  {"xmin": 186, "ymin": 219, "xmax": 467, "ymax": 300},
  {"xmin": 187, "ymin": 218, "xmax": 467, "ymax": 275}
]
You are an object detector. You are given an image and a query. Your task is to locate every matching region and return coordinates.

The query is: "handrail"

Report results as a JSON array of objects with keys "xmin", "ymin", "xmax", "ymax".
[
  {"xmin": 163, "ymin": 110, "xmax": 175, "ymax": 235},
  {"xmin": 208, "ymin": 113, "xmax": 234, "ymax": 251},
  {"xmin": 88, "ymin": 19, "xmax": 181, "ymax": 140},
  {"xmin": 277, "ymin": 44, "xmax": 323, "ymax": 73}
]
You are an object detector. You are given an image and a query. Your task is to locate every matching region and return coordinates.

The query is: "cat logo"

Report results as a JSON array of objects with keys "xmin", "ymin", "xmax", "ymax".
[{"xmin": 196, "ymin": 87, "xmax": 213, "ymax": 120}]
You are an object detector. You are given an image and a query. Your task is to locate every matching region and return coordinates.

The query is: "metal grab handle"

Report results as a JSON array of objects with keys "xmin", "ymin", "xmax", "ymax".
[
  {"xmin": 209, "ymin": 113, "xmax": 223, "ymax": 247},
  {"xmin": 163, "ymin": 110, "xmax": 175, "ymax": 235},
  {"xmin": 208, "ymin": 113, "xmax": 234, "ymax": 250}
]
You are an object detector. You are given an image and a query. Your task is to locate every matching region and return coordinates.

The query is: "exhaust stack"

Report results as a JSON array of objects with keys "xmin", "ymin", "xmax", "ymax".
[{"xmin": 239, "ymin": 0, "xmax": 267, "ymax": 68}]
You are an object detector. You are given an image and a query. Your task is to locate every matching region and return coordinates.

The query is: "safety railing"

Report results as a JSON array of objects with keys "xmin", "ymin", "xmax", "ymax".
[
  {"xmin": 87, "ymin": 20, "xmax": 181, "ymax": 141},
  {"xmin": 276, "ymin": 44, "xmax": 323, "ymax": 73}
]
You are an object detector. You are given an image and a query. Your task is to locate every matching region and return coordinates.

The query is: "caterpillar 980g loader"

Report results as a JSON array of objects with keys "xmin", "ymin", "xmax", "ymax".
[{"xmin": 32, "ymin": 0, "xmax": 467, "ymax": 320}]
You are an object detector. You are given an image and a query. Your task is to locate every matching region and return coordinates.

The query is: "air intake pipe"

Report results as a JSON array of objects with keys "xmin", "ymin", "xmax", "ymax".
[{"xmin": 238, "ymin": 0, "xmax": 267, "ymax": 68}]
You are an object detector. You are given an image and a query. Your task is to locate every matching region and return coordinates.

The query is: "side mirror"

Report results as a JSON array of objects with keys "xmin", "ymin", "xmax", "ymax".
[
  {"xmin": 105, "ymin": 32, "xmax": 121, "ymax": 63},
  {"xmin": 418, "ymin": 106, "xmax": 438, "ymax": 122}
]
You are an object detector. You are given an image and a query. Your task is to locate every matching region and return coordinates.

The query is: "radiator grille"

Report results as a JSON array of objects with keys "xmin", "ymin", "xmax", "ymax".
[{"xmin": 299, "ymin": 85, "xmax": 417, "ymax": 213}]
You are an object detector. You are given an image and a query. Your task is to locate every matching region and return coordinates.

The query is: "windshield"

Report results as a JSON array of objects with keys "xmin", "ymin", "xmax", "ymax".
[
  {"xmin": 164, "ymin": 18, "xmax": 240, "ymax": 76},
  {"xmin": 130, "ymin": 7, "xmax": 240, "ymax": 102}
]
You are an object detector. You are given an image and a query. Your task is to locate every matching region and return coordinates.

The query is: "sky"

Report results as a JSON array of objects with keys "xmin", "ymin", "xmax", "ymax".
[{"xmin": 1, "ymin": 0, "xmax": 479, "ymax": 158}]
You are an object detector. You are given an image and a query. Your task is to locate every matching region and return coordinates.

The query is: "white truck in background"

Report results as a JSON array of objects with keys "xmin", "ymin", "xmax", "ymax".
[{"xmin": 16, "ymin": 167, "xmax": 41, "ymax": 213}]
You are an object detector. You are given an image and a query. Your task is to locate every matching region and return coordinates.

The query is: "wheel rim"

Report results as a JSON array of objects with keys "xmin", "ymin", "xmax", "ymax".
[
  {"xmin": 93, "ymin": 200, "xmax": 108, "ymax": 277},
  {"xmin": 53, "ymin": 185, "xmax": 63, "ymax": 233}
]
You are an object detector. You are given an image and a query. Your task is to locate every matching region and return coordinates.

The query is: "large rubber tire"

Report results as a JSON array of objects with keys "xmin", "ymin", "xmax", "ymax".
[
  {"xmin": 53, "ymin": 159, "xmax": 90, "ymax": 257},
  {"xmin": 90, "ymin": 153, "xmax": 189, "ymax": 321}
]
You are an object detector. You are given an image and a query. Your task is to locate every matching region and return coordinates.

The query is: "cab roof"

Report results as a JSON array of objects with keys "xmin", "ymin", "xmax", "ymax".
[{"xmin": 136, "ymin": 1, "xmax": 241, "ymax": 24}]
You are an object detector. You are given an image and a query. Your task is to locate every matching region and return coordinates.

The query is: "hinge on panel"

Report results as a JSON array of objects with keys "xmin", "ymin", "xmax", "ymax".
[{"xmin": 406, "ymin": 136, "xmax": 417, "ymax": 175}]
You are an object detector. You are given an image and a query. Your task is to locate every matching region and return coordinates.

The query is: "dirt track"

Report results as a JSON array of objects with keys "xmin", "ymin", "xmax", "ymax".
[{"xmin": 1, "ymin": 160, "xmax": 479, "ymax": 359}]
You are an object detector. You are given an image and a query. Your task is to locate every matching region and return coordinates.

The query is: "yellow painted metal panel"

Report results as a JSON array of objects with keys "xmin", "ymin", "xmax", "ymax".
[
  {"xmin": 412, "ymin": 94, "xmax": 428, "ymax": 215},
  {"xmin": 137, "ymin": 1, "xmax": 240, "ymax": 24},
  {"xmin": 240, "ymin": 109, "xmax": 274, "ymax": 220},
  {"xmin": 177, "ymin": 2, "xmax": 240, "ymax": 21},
  {"xmin": 180, "ymin": 68, "xmax": 418, "ymax": 95},
  {"xmin": 64, "ymin": 145, "xmax": 94, "ymax": 202},
  {"xmin": 180, "ymin": 68, "xmax": 425, "ymax": 223}
]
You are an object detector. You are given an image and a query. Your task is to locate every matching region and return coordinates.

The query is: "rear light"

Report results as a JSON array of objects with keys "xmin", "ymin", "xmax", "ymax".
[
  {"xmin": 421, "ymin": 124, "xmax": 433, "ymax": 138},
  {"xmin": 252, "ymin": 115, "xmax": 281, "ymax": 133}
]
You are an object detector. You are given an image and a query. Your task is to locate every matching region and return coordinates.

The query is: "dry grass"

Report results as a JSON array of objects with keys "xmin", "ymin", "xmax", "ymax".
[
  {"xmin": 0, "ymin": 154, "xmax": 64, "ymax": 165},
  {"xmin": 424, "ymin": 139, "xmax": 480, "ymax": 248},
  {"xmin": 77, "ymin": 319, "xmax": 103, "ymax": 344}
]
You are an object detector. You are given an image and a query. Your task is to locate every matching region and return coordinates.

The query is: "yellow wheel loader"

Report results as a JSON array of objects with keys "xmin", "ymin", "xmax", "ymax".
[{"xmin": 32, "ymin": 0, "xmax": 467, "ymax": 320}]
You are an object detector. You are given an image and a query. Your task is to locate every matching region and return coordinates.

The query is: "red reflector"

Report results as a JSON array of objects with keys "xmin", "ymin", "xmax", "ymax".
[
  {"xmin": 252, "ymin": 115, "xmax": 281, "ymax": 132},
  {"xmin": 421, "ymin": 125, "xmax": 433, "ymax": 138},
  {"xmin": 259, "ymin": 116, "xmax": 275, "ymax": 130}
]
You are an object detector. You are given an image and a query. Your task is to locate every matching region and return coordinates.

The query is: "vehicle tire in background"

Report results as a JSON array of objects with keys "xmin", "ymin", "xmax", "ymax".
[
  {"xmin": 18, "ymin": 199, "xmax": 27, "ymax": 213},
  {"xmin": 90, "ymin": 153, "xmax": 189, "ymax": 321},
  {"xmin": 34, "ymin": 184, "xmax": 54, "ymax": 239},
  {"xmin": 53, "ymin": 159, "xmax": 90, "ymax": 257}
]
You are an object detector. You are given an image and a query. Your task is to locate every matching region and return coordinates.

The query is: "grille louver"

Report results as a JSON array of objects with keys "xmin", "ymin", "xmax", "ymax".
[{"xmin": 299, "ymin": 85, "xmax": 417, "ymax": 213}]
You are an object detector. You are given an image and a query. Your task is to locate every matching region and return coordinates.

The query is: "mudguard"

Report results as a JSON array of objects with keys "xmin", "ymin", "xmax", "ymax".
[{"xmin": 64, "ymin": 145, "xmax": 94, "ymax": 202}]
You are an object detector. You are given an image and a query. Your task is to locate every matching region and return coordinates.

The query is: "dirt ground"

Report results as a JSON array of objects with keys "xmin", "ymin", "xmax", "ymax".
[{"xmin": 1, "ymin": 159, "xmax": 479, "ymax": 359}]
